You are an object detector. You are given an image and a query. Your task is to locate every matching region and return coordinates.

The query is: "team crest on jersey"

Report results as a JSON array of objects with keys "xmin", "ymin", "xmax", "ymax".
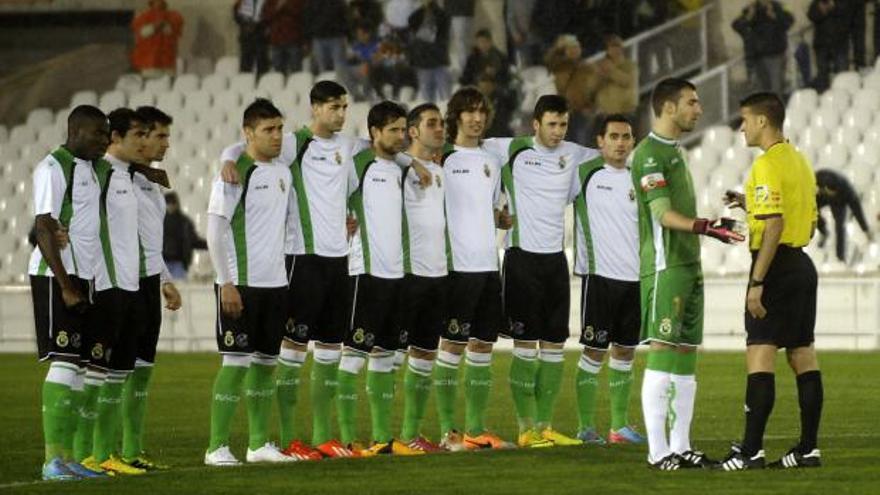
[
  {"xmin": 353, "ymin": 328, "xmax": 366, "ymax": 344},
  {"xmin": 224, "ymin": 331, "xmax": 235, "ymax": 347},
  {"xmin": 640, "ymin": 173, "xmax": 666, "ymax": 192},
  {"xmin": 583, "ymin": 325, "xmax": 595, "ymax": 341},
  {"xmin": 56, "ymin": 330, "xmax": 69, "ymax": 348},
  {"xmin": 295, "ymin": 324, "xmax": 309, "ymax": 338},
  {"xmin": 483, "ymin": 164, "xmax": 491, "ymax": 177},
  {"xmin": 755, "ymin": 185, "xmax": 769, "ymax": 203},
  {"xmin": 71, "ymin": 332, "xmax": 81, "ymax": 349},
  {"xmin": 91, "ymin": 343, "xmax": 104, "ymax": 360},
  {"xmin": 659, "ymin": 318, "xmax": 673, "ymax": 336},
  {"xmin": 435, "ymin": 174, "xmax": 442, "ymax": 188},
  {"xmin": 285, "ymin": 318, "xmax": 295, "ymax": 333},
  {"xmin": 334, "ymin": 151, "xmax": 342, "ymax": 165},
  {"xmin": 511, "ymin": 321, "xmax": 526, "ymax": 336},
  {"xmin": 448, "ymin": 319, "xmax": 461, "ymax": 335},
  {"xmin": 558, "ymin": 155, "xmax": 567, "ymax": 169},
  {"xmin": 399, "ymin": 330, "xmax": 409, "ymax": 345},
  {"xmin": 596, "ymin": 330, "xmax": 608, "ymax": 344},
  {"xmin": 629, "ymin": 188, "xmax": 635, "ymax": 201},
  {"xmin": 644, "ymin": 157, "xmax": 657, "ymax": 168},
  {"xmin": 279, "ymin": 178, "xmax": 286, "ymax": 193},
  {"xmin": 235, "ymin": 333, "xmax": 248, "ymax": 348}
]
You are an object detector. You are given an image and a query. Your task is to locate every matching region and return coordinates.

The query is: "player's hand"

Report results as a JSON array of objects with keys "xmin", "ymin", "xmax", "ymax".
[
  {"xmin": 346, "ymin": 214, "xmax": 358, "ymax": 238},
  {"xmin": 495, "ymin": 205, "xmax": 514, "ymax": 230},
  {"xmin": 162, "ymin": 282, "xmax": 182, "ymax": 311},
  {"xmin": 723, "ymin": 190, "xmax": 746, "ymax": 210},
  {"xmin": 220, "ymin": 283, "xmax": 243, "ymax": 319},
  {"xmin": 60, "ymin": 285, "xmax": 86, "ymax": 313},
  {"xmin": 412, "ymin": 161, "xmax": 432, "ymax": 189},
  {"xmin": 55, "ymin": 226, "xmax": 70, "ymax": 250},
  {"xmin": 221, "ymin": 161, "xmax": 240, "ymax": 184},
  {"xmin": 746, "ymin": 286, "xmax": 767, "ymax": 319},
  {"xmin": 693, "ymin": 218, "xmax": 745, "ymax": 244}
]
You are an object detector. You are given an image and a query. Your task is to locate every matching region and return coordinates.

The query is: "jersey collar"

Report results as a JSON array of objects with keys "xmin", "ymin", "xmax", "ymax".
[{"xmin": 648, "ymin": 131, "xmax": 678, "ymax": 146}]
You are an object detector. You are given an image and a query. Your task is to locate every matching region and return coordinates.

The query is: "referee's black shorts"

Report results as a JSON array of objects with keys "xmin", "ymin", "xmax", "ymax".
[{"xmin": 745, "ymin": 245, "xmax": 818, "ymax": 349}]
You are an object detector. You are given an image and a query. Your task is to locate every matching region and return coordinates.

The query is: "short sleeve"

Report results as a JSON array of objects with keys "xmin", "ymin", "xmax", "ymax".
[
  {"xmin": 750, "ymin": 157, "xmax": 784, "ymax": 217},
  {"xmin": 491, "ymin": 159, "xmax": 503, "ymax": 209},
  {"xmin": 568, "ymin": 165, "xmax": 585, "ymax": 203},
  {"xmin": 346, "ymin": 161, "xmax": 359, "ymax": 196},
  {"xmin": 219, "ymin": 141, "xmax": 245, "ymax": 164},
  {"xmin": 634, "ymin": 151, "xmax": 670, "ymax": 203},
  {"xmin": 207, "ymin": 177, "xmax": 243, "ymax": 220},
  {"xmin": 482, "ymin": 137, "xmax": 512, "ymax": 163},
  {"xmin": 278, "ymin": 132, "xmax": 299, "ymax": 165},
  {"xmin": 32, "ymin": 160, "xmax": 63, "ymax": 218}
]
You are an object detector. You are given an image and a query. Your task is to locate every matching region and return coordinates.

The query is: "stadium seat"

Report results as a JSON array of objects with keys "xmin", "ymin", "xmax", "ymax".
[
  {"xmin": 172, "ymin": 74, "xmax": 200, "ymax": 93},
  {"xmin": 98, "ymin": 90, "xmax": 127, "ymax": 112},
  {"xmin": 0, "ymin": 125, "xmax": 6, "ymax": 144},
  {"xmin": 316, "ymin": 71, "xmax": 336, "ymax": 83},
  {"xmin": 862, "ymin": 124, "xmax": 880, "ymax": 145},
  {"xmin": 787, "ymin": 88, "xmax": 818, "ymax": 111},
  {"xmin": 213, "ymin": 91, "xmax": 242, "ymax": 112},
  {"xmin": 809, "ymin": 106, "xmax": 839, "ymax": 129},
  {"xmin": 201, "ymin": 73, "xmax": 228, "ymax": 93},
  {"xmin": 214, "ymin": 56, "xmax": 240, "ymax": 77},
  {"xmin": 38, "ymin": 126, "xmax": 63, "ymax": 147},
  {"xmin": 210, "ymin": 124, "xmax": 239, "ymax": 143},
  {"xmin": 9, "ymin": 125, "xmax": 36, "ymax": 145},
  {"xmin": 783, "ymin": 106, "xmax": 809, "ymax": 137},
  {"xmin": 852, "ymin": 142, "xmax": 880, "ymax": 164},
  {"xmin": 819, "ymin": 88, "xmax": 850, "ymax": 110},
  {"xmin": 257, "ymin": 72, "xmax": 285, "ymax": 94},
  {"xmin": 156, "ymin": 91, "xmax": 185, "ymax": 115},
  {"xmin": 862, "ymin": 72, "xmax": 880, "ymax": 91},
  {"xmin": 841, "ymin": 106, "xmax": 874, "ymax": 131},
  {"xmin": 26, "ymin": 108, "xmax": 53, "ymax": 128},
  {"xmin": 721, "ymin": 146, "xmax": 751, "ymax": 173},
  {"xmin": 843, "ymin": 163, "xmax": 873, "ymax": 185},
  {"xmin": 185, "ymin": 125, "xmax": 212, "ymax": 145},
  {"xmin": 70, "ymin": 90, "xmax": 98, "ymax": 108},
  {"xmin": 399, "ymin": 86, "xmax": 416, "ymax": 103},
  {"xmin": 143, "ymin": 76, "xmax": 171, "ymax": 94},
  {"xmin": 701, "ymin": 125, "xmax": 734, "ymax": 150},
  {"xmin": 115, "ymin": 74, "xmax": 143, "ymax": 94},
  {"xmin": 128, "ymin": 92, "xmax": 156, "ymax": 109},
  {"xmin": 229, "ymin": 73, "xmax": 256, "ymax": 94},
  {"xmin": 816, "ymin": 143, "xmax": 848, "ymax": 169},
  {"xmin": 831, "ymin": 71, "xmax": 861, "ymax": 92},
  {"xmin": 829, "ymin": 126, "xmax": 862, "ymax": 148},
  {"xmin": 183, "ymin": 90, "xmax": 212, "ymax": 111},
  {"xmin": 286, "ymin": 71, "xmax": 314, "ymax": 97},
  {"xmin": 797, "ymin": 125, "xmax": 829, "ymax": 150},
  {"xmin": 852, "ymin": 88, "xmax": 880, "ymax": 112}
]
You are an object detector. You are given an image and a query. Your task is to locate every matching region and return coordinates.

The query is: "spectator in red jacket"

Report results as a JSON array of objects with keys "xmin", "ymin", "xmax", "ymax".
[
  {"xmin": 131, "ymin": 0, "xmax": 184, "ymax": 77},
  {"xmin": 264, "ymin": 0, "xmax": 306, "ymax": 75}
]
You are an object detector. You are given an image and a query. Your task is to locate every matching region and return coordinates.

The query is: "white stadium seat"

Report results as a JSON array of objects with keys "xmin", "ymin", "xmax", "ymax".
[
  {"xmin": 214, "ymin": 56, "xmax": 240, "ymax": 77},
  {"xmin": 98, "ymin": 90, "xmax": 127, "ymax": 112},
  {"xmin": 213, "ymin": 91, "xmax": 242, "ymax": 112},
  {"xmin": 229, "ymin": 73, "xmax": 256, "ymax": 94},
  {"xmin": 809, "ymin": 106, "xmax": 839, "ymax": 129},
  {"xmin": 172, "ymin": 74, "xmax": 200, "ymax": 93},
  {"xmin": 26, "ymin": 108, "xmax": 53, "ymax": 128},
  {"xmin": 128, "ymin": 92, "xmax": 156, "ymax": 109},
  {"xmin": 788, "ymin": 88, "xmax": 818, "ymax": 111},
  {"xmin": 852, "ymin": 88, "xmax": 880, "ymax": 112},
  {"xmin": 701, "ymin": 125, "xmax": 734, "ymax": 150},
  {"xmin": 852, "ymin": 142, "xmax": 880, "ymax": 165},
  {"xmin": 183, "ymin": 90, "xmax": 212, "ymax": 112},
  {"xmin": 862, "ymin": 72, "xmax": 880, "ymax": 91},
  {"xmin": 143, "ymin": 76, "xmax": 171, "ymax": 94},
  {"xmin": 819, "ymin": 88, "xmax": 850, "ymax": 110},
  {"xmin": 9, "ymin": 125, "xmax": 36, "ymax": 145},
  {"xmin": 257, "ymin": 72, "xmax": 285, "ymax": 94},
  {"xmin": 831, "ymin": 71, "xmax": 861, "ymax": 92},
  {"xmin": 841, "ymin": 106, "xmax": 874, "ymax": 131},
  {"xmin": 816, "ymin": 143, "xmax": 848, "ymax": 169},
  {"xmin": 829, "ymin": 126, "xmax": 862, "ymax": 148},
  {"xmin": 115, "ymin": 74, "xmax": 143, "ymax": 94},
  {"xmin": 70, "ymin": 90, "xmax": 98, "ymax": 107},
  {"xmin": 797, "ymin": 125, "xmax": 829, "ymax": 151},
  {"xmin": 201, "ymin": 73, "xmax": 228, "ymax": 93},
  {"xmin": 286, "ymin": 71, "xmax": 314, "ymax": 97},
  {"xmin": 37, "ymin": 126, "xmax": 63, "ymax": 146}
]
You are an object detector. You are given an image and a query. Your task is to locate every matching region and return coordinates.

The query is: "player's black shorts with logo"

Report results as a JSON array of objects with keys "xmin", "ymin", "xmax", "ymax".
[
  {"xmin": 745, "ymin": 245, "xmax": 817, "ymax": 349},
  {"xmin": 579, "ymin": 274, "xmax": 641, "ymax": 349},
  {"xmin": 396, "ymin": 274, "xmax": 447, "ymax": 352},
  {"xmin": 89, "ymin": 287, "xmax": 139, "ymax": 371},
  {"xmin": 502, "ymin": 248, "xmax": 570, "ymax": 343},
  {"xmin": 215, "ymin": 284, "xmax": 286, "ymax": 357},
  {"xmin": 346, "ymin": 274, "xmax": 401, "ymax": 353},
  {"xmin": 31, "ymin": 275, "xmax": 91, "ymax": 362},
  {"xmin": 285, "ymin": 254, "xmax": 349, "ymax": 346},
  {"xmin": 443, "ymin": 271, "xmax": 504, "ymax": 344},
  {"xmin": 133, "ymin": 274, "xmax": 162, "ymax": 364}
]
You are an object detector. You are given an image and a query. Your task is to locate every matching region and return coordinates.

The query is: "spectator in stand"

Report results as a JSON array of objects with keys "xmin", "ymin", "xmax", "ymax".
[
  {"xmin": 349, "ymin": 23, "xmax": 380, "ymax": 99},
  {"xmin": 234, "ymin": 0, "xmax": 270, "ymax": 75},
  {"xmin": 349, "ymin": 0, "xmax": 384, "ymax": 36},
  {"xmin": 162, "ymin": 192, "xmax": 207, "ymax": 280},
  {"xmin": 592, "ymin": 34, "xmax": 638, "ymax": 120},
  {"xmin": 263, "ymin": 0, "xmax": 306, "ymax": 75},
  {"xmin": 446, "ymin": 0, "xmax": 475, "ymax": 74},
  {"xmin": 304, "ymin": 0, "xmax": 349, "ymax": 73},
  {"xmin": 476, "ymin": 73, "xmax": 516, "ymax": 138},
  {"xmin": 532, "ymin": 0, "xmax": 577, "ymax": 56},
  {"xmin": 632, "ymin": 0, "xmax": 669, "ymax": 32},
  {"xmin": 809, "ymin": 0, "xmax": 850, "ymax": 91},
  {"xmin": 816, "ymin": 169, "xmax": 873, "ymax": 262},
  {"xmin": 131, "ymin": 0, "xmax": 184, "ymax": 77},
  {"xmin": 732, "ymin": 0, "xmax": 794, "ymax": 95},
  {"xmin": 544, "ymin": 34, "xmax": 599, "ymax": 145},
  {"xmin": 370, "ymin": 36, "xmax": 417, "ymax": 99},
  {"xmin": 505, "ymin": 0, "xmax": 539, "ymax": 66},
  {"xmin": 460, "ymin": 29, "xmax": 510, "ymax": 88},
  {"xmin": 570, "ymin": 0, "xmax": 607, "ymax": 58},
  {"xmin": 846, "ymin": 0, "xmax": 868, "ymax": 68},
  {"xmin": 384, "ymin": 0, "xmax": 417, "ymax": 40},
  {"xmin": 408, "ymin": 0, "xmax": 451, "ymax": 103}
]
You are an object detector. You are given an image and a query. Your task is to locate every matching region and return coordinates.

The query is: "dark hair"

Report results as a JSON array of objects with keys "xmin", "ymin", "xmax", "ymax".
[
  {"xmin": 407, "ymin": 103, "xmax": 440, "ymax": 129},
  {"xmin": 136, "ymin": 105, "xmax": 173, "ymax": 128},
  {"xmin": 242, "ymin": 98, "xmax": 283, "ymax": 128},
  {"xmin": 595, "ymin": 113, "xmax": 633, "ymax": 139},
  {"xmin": 739, "ymin": 91, "xmax": 786, "ymax": 129},
  {"xmin": 445, "ymin": 87, "xmax": 491, "ymax": 142},
  {"xmin": 67, "ymin": 105, "xmax": 106, "ymax": 131},
  {"xmin": 651, "ymin": 78, "xmax": 696, "ymax": 117},
  {"xmin": 475, "ymin": 28, "xmax": 491, "ymax": 40},
  {"xmin": 310, "ymin": 80, "xmax": 348, "ymax": 105},
  {"xmin": 107, "ymin": 107, "xmax": 146, "ymax": 138},
  {"xmin": 164, "ymin": 191, "xmax": 179, "ymax": 205},
  {"xmin": 367, "ymin": 101, "xmax": 407, "ymax": 137},
  {"xmin": 533, "ymin": 94, "xmax": 568, "ymax": 122}
]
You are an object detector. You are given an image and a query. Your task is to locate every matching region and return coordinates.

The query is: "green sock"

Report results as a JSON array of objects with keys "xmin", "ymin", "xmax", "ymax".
[
  {"xmin": 433, "ymin": 356, "xmax": 460, "ymax": 436},
  {"xmin": 310, "ymin": 358, "xmax": 339, "ymax": 446},
  {"xmin": 42, "ymin": 379, "xmax": 74, "ymax": 461},
  {"xmin": 276, "ymin": 357, "xmax": 303, "ymax": 446},
  {"xmin": 245, "ymin": 363, "xmax": 275, "ymax": 450},
  {"xmin": 66, "ymin": 379, "xmax": 84, "ymax": 456},
  {"xmin": 508, "ymin": 352, "xmax": 538, "ymax": 432},
  {"xmin": 208, "ymin": 365, "xmax": 248, "ymax": 452},
  {"xmin": 535, "ymin": 351, "xmax": 565, "ymax": 427},
  {"xmin": 122, "ymin": 365, "xmax": 153, "ymax": 459},
  {"xmin": 74, "ymin": 375, "xmax": 102, "ymax": 462},
  {"xmin": 336, "ymin": 367, "xmax": 360, "ymax": 445},
  {"xmin": 646, "ymin": 347, "xmax": 677, "ymax": 372},
  {"xmin": 93, "ymin": 378, "xmax": 125, "ymax": 462},
  {"xmin": 464, "ymin": 353, "xmax": 492, "ymax": 436},
  {"xmin": 400, "ymin": 359, "xmax": 433, "ymax": 441},
  {"xmin": 366, "ymin": 362, "xmax": 395, "ymax": 443},
  {"xmin": 608, "ymin": 362, "xmax": 634, "ymax": 431},
  {"xmin": 575, "ymin": 358, "xmax": 600, "ymax": 431}
]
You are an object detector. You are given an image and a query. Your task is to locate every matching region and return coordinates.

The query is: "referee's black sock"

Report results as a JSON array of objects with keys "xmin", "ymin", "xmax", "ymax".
[
  {"xmin": 742, "ymin": 372, "xmax": 775, "ymax": 456},
  {"xmin": 796, "ymin": 370, "xmax": 823, "ymax": 453}
]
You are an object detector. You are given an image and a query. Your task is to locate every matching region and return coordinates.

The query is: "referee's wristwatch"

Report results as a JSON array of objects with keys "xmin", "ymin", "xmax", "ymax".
[{"xmin": 748, "ymin": 279, "xmax": 764, "ymax": 288}]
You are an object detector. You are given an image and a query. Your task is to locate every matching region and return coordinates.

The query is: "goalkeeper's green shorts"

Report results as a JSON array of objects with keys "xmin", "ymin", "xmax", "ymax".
[{"xmin": 640, "ymin": 265, "xmax": 703, "ymax": 346}]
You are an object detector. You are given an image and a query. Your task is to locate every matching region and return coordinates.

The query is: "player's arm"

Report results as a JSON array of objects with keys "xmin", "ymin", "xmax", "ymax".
[
  {"xmin": 746, "ymin": 214, "xmax": 783, "ymax": 319},
  {"xmin": 159, "ymin": 262, "xmax": 182, "ymax": 310},
  {"xmin": 207, "ymin": 179, "xmax": 243, "ymax": 318},
  {"xmin": 649, "ymin": 198, "xmax": 743, "ymax": 243},
  {"xmin": 220, "ymin": 132, "xmax": 297, "ymax": 183}
]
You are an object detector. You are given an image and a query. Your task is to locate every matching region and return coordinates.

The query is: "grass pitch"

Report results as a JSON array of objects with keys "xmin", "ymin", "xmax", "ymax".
[{"xmin": 0, "ymin": 351, "xmax": 877, "ymax": 494}]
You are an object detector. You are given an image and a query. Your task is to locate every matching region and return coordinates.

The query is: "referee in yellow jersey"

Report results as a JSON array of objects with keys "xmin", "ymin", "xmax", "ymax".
[{"xmin": 718, "ymin": 93, "xmax": 822, "ymax": 471}]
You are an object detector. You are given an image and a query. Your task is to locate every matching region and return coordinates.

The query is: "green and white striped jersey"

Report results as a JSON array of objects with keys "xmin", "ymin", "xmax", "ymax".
[
  {"xmin": 348, "ymin": 149, "xmax": 404, "ymax": 279},
  {"xmin": 570, "ymin": 156, "xmax": 639, "ymax": 281},
  {"xmin": 95, "ymin": 154, "xmax": 140, "ymax": 292},
  {"xmin": 28, "ymin": 147, "xmax": 102, "ymax": 280},
  {"xmin": 207, "ymin": 152, "xmax": 292, "ymax": 288}
]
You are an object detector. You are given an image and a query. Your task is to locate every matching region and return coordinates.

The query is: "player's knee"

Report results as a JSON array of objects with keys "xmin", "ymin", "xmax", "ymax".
[
  {"xmin": 582, "ymin": 347, "xmax": 605, "ymax": 363},
  {"xmin": 409, "ymin": 347, "xmax": 436, "ymax": 360},
  {"xmin": 467, "ymin": 339, "xmax": 493, "ymax": 354},
  {"xmin": 339, "ymin": 353, "xmax": 366, "ymax": 374},
  {"xmin": 439, "ymin": 338, "xmax": 466, "ymax": 355},
  {"xmin": 610, "ymin": 345, "xmax": 635, "ymax": 362},
  {"xmin": 786, "ymin": 347, "xmax": 819, "ymax": 374},
  {"xmin": 367, "ymin": 352, "xmax": 395, "ymax": 373}
]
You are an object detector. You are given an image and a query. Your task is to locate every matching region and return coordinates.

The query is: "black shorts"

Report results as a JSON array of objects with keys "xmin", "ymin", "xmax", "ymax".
[
  {"xmin": 285, "ymin": 254, "xmax": 350, "ymax": 345},
  {"xmin": 90, "ymin": 287, "xmax": 139, "ymax": 371},
  {"xmin": 745, "ymin": 246, "xmax": 818, "ymax": 349},
  {"xmin": 133, "ymin": 275, "xmax": 162, "ymax": 364},
  {"xmin": 444, "ymin": 271, "xmax": 504, "ymax": 344},
  {"xmin": 346, "ymin": 274, "xmax": 401, "ymax": 353},
  {"xmin": 397, "ymin": 274, "xmax": 447, "ymax": 352},
  {"xmin": 579, "ymin": 274, "xmax": 641, "ymax": 349},
  {"xmin": 31, "ymin": 275, "xmax": 91, "ymax": 362},
  {"xmin": 215, "ymin": 284, "xmax": 287, "ymax": 357},
  {"xmin": 502, "ymin": 248, "xmax": 570, "ymax": 343}
]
